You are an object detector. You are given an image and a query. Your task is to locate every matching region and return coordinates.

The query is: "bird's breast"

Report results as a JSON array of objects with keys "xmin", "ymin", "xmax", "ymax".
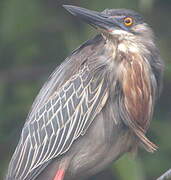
[{"xmin": 118, "ymin": 51, "xmax": 153, "ymax": 131}]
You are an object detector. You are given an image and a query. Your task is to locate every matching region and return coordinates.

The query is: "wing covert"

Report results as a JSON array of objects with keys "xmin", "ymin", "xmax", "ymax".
[{"xmin": 7, "ymin": 65, "xmax": 109, "ymax": 180}]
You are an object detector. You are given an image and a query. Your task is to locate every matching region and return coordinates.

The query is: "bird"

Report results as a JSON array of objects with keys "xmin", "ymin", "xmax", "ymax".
[{"xmin": 6, "ymin": 5, "xmax": 164, "ymax": 180}]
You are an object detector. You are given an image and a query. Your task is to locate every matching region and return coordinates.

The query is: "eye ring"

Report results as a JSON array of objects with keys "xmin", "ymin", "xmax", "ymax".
[{"xmin": 124, "ymin": 17, "xmax": 133, "ymax": 27}]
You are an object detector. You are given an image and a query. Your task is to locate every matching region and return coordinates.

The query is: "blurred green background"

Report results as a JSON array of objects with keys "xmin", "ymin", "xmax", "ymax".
[{"xmin": 0, "ymin": 0, "xmax": 170, "ymax": 179}]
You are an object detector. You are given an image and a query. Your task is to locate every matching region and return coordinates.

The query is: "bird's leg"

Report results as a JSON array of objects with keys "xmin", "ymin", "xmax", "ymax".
[
  {"xmin": 53, "ymin": 159, "xmax": 70, "ymax": 180},
  {"xmin": 53, "ymin": 169, "xmax": 65, "ymax": 180}
]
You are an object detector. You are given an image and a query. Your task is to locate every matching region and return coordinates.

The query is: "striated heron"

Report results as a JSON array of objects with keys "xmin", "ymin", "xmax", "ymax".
[{"xmin": 6, "ymin": 5, "xmax": 164, "ymax": 180}]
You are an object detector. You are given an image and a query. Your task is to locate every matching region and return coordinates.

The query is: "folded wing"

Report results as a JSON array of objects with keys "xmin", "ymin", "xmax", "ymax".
[{"xmin": 7, "ymin": 65, "xmax": 108, "ymax": 180}]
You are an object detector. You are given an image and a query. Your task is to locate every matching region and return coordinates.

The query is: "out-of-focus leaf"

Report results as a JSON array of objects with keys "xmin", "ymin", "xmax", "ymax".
[
  {"xmin": 1, "ymin": 0, "xmax": 44, "ymax": 43},
  {"xmin": 114, "ymin": 154, "xmax": 145, "ymax": 180}
]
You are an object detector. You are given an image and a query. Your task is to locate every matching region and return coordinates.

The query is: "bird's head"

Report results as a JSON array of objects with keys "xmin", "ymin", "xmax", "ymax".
[{"xmin": 63, "ymin": 5, "xmax": 154, "ymax": 45}]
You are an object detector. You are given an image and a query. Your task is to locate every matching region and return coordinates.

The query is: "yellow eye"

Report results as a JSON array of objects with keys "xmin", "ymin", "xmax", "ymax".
[{"xmin": 124, "ymin": 17, "xmax": 133, "ymax": 27}]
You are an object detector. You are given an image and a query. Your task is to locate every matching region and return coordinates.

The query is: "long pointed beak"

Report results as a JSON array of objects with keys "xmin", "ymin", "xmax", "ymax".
[{"xmin": 63, "ymin": 5, "xmax": 120, "ymax": 31}]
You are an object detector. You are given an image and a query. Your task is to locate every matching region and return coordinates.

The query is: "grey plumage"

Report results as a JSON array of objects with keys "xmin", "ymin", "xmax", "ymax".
[{"xmin": 6, "ymin": 5, "xmax": 164, "ymax": 180}]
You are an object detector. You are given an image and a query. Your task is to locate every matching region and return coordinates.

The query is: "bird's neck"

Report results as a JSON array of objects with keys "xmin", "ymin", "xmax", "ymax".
[{"xmin": 106, "ymin": 39, "xmax": 154, "ymax": 131}]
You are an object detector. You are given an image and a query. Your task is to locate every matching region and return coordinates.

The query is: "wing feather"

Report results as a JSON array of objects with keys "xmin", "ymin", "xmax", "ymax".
[{"xmin": 7, "ymin": 65, "xmax": 108, "ymax": 180}]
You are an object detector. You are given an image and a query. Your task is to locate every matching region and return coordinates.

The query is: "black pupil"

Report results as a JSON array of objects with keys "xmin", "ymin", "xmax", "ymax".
[{"xmin": 125, "ymin": 18, "xmax": 131, "ymax": 24}]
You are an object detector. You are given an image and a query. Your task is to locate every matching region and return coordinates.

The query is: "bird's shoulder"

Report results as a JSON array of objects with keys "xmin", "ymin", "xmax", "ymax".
[{"xmin": 26, "ymin": 34, "xmax": 106, "ymax": 121}]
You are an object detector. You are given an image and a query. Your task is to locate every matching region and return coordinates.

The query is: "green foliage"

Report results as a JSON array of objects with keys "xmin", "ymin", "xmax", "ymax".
[{"xmin": 115, "ymin": 155, "xmax": 145, "ymax": 180}]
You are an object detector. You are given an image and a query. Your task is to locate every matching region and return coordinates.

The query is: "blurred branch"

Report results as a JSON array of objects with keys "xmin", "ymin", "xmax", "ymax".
[
  {"xmin": 156, "ymin": 169, "xmax": 171, "ymax": 180},
  {"xmin": 0, "ymin": 64, "xmax": 56, "ymax": 83}
]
